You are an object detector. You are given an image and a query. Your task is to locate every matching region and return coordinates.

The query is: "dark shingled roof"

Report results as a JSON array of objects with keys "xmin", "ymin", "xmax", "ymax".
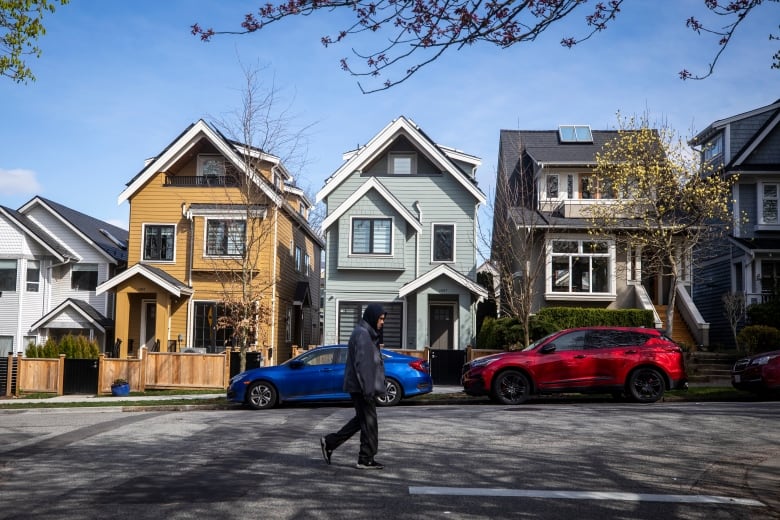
[
  {"xmin": 499, "ymin": 129, "xmax": 621, "ymax": 170},
  {"xmin": 0, "ymin": 205, "xmax": 73, "ymax": 259},
  {"xmin": 35, "ymin": 197, "xmax": 128, "ymax": 263}
]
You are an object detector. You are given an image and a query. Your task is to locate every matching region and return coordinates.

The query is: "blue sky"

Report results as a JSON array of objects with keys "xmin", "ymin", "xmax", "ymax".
[{"xmin": 1, "ymin": 0, "xmax": 777, "ymax": 260}]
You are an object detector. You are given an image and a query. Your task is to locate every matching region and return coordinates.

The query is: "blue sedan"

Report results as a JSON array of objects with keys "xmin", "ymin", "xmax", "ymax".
[{"xmin": 227, "ymin": 344, "xmax": 433, "ymax": 409}]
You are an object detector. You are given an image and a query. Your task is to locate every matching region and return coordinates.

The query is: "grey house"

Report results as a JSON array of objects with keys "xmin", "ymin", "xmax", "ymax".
[
  {"xmin": 691, "ymin": 99, "xmax": 780, "ymax": 348},
  {"xmin": 316, "ymin": 116, "xmax": 487, "ymax": 350},
  {"xmin": 494, "ymin": 126, "xmax": 708, "ymax": 347}
]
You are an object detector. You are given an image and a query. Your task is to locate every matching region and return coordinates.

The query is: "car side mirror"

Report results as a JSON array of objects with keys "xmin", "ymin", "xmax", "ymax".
[{"xmin": 540, "ymin": 344, "xmax": 556, "ymax": 354}]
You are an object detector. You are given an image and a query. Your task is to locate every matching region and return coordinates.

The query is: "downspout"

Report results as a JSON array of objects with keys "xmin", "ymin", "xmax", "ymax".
[
  {"xmin": 413, "ymin": 201, "xmax": 422, "ymax": 278},
  {"xmin": 183, "ymin": 202, "xmax": 194, "ymax": 347},
  {"xmin": 271, "ymin": 206, "xmax": 279, "ymax": 362}
]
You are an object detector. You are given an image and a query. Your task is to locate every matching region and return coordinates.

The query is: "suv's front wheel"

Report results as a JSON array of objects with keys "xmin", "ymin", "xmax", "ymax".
[
  {"xmin": 491, "ymin": 370, "xmax": 530, "ymax": 405},
  {"xmin": 627, "ymin": 368, "xmax": 665, "ymax": 403}
]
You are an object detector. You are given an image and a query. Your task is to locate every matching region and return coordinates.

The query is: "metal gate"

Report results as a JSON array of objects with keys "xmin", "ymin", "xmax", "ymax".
[
  {"xmin": 63, "ymin": 359, "xmax": 99, "ymax": 394},
  {"xmin": 428, "ymin": 349, "xmax": 466, "ymax": 386},
  {"xmin": 230, "ymin": 351, "xmax": 264, "ymax": 378}
]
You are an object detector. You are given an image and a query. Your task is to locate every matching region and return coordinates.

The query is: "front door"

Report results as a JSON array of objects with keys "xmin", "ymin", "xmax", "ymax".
[
  {"xmin": 429, "ymin": 305, "xmax": 454, "ymax": 349},
  {"xmin": 141, "ymin": 300, "xmax": 156, "ymax": 350}
]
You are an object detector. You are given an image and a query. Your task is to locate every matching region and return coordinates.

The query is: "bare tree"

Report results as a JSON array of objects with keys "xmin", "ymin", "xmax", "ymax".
[
  {"xmin": 485, "ymin": 146, "xmax": 547, "ymax": 348},
  {"xmin": 192, "ymin": 0, "xmax": 777, "ymax": 92},
  {"xmin": 586, "ymin": 114, "xmax": 735, "ymax": 338},
  {"xmin": 206, "ymin": 62, "xmax": 315, "ymax": 371},
  {"xmin": 722, "ymin": 292, "xmax": 745, "ymax": 350}
]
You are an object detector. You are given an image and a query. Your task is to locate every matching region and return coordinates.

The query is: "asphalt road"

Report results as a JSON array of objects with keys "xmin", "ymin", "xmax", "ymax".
[{"xmin": 1, "ymin": 400, "xmax": 778, "ymax": 520}]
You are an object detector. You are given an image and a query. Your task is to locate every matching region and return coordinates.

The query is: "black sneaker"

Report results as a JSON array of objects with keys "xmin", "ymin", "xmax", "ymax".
[
  {"xmin": 320, "ymin": 437, "xmax": 332, "ymax": 465},
  {"xmin": 355, "ymin": 460, "xmax": 384, "ymax": 470}
]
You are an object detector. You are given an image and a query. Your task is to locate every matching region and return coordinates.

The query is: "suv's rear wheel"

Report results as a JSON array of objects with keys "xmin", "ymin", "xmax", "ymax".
[
  {"xmin": 627, "ymin": 368, "xmax": 665, "ymax": 403},
  {"xmin": 491, "ymin": 370, "xmax": 530, "ymax": 405}
]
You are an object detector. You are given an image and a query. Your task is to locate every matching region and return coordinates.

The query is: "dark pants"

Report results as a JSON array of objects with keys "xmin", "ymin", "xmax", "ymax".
[{"xmin": 325, "ymin": 392, "xmax": 378, "ymax": 463}]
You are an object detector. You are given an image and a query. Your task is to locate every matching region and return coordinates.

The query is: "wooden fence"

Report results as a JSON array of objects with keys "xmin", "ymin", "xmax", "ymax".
[{"xmin": 5, "ymin": 348, "xmax": 231, "ymax": 397}]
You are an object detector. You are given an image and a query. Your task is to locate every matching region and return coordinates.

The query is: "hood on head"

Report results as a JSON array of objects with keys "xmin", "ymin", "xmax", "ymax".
[{"xmin": 363, "ymin": 303, "xmax": 386, "ymax": 328}]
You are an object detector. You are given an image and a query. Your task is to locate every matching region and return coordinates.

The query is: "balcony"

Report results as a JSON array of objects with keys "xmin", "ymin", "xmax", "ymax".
[{"xmin": 164, "ymin": 175, "xmax": 242, "ymax": 188}]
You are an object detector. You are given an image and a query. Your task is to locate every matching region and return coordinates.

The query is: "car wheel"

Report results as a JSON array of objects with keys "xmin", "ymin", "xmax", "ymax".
[
  {"xmin": 491, "ymin": 370, "xmax": 530, "ymax": 405},
  {"xmin": 376, "ymin": 378, "xmax": 403, "ymax": 407},
  {"xmin": 246, "ymin": 381, "xmax": 277, "ymax": 410},
  {"xmin": 627, "ymin": 368, "xmax": 665, "ymax": 403}
]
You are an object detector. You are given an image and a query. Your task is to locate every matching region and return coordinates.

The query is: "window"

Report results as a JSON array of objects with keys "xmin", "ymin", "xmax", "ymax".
[
  {"xmin": 0, "ymin": 259, "xmax": 17, "ymax": 291},
  {"xmin": 286, "ymin": 305, "xmax": 292, "ymax": 342},
  {"xmin": 0, "ymin": 336, "xmax": 13, "ymax": 357},
  {"xmin": 295, "ymin": 246, "xmax": 302, "ymax": 272},
  {"xmin": 580, "ymin": 175, "xmax": 615, "ymax": 199},
  {"xmin": 304, "ymin": 253, "xmax": 310, "ymax": 276},
  {"xmin": 26, "ymin": 260, "xmax": 40, "ymax": 292},
  {"xmin": 71, "ymin": 263, "xmax": 98, "ymax": 291},
  {"xmin": 143, "ymin": 225, "xmax": 175, "ymax": 261},
  {"xmin": 761, "ymin": 183, "xmax": 779, "ymax": 224},
  {"xmin": 197, "ymin": 154, "xmax": 225, "ymax": 177},
  {"xmin": 703, "ymin": 135, "xmax": 723, "ymax": 162},
  {"xmin": 559, "ymin": 125, "xmax": 593, "ymax": 142},
  {"xmin": 389, "ymin": 153, "xmax": 416, "ymax": 174},
  {"xmin": 351, "ymin": 218, "xmax": 392, "ymax": 255},
  {"xmin": 193, "ymin": 302, "xmax": 235, "ymax": 353},
  {"xmin": 546, "ymin": 174, "xmax": 559, "ymax": 198},
  {"xmin": 549, "ymin": 239, "xmax": 611, "ymax": 294},
  {"xmin": 206, "ymin": 219, "xmax": 245, "ymax": 256},
  {"xmin": 432, "ymin": 224, "xmax": 454, "ymax": 262}
]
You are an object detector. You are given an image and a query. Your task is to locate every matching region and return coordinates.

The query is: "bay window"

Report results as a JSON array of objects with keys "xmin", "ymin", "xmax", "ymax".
[{"xmin": 549, "ymin": 238, "xmax": 612, "ymax": 294}]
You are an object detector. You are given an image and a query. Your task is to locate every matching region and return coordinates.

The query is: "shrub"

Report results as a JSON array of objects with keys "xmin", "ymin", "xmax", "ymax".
[
  {"xmin": 476, "ymin": 316, "xmax": 524, "ymax": 350},
  {"xmin": 736, "ymin": 325, "xmax": 780, "ymax": 355}
]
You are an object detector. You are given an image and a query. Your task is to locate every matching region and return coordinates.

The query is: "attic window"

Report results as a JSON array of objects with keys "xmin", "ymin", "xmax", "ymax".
[
  {"xmin": 559, "ymin": 125, "xmax": 593, "ymax": 143},
  {"xmin": 389, "ymin": 153, "xmax": 416, "ymax": 175},
  {"xmin": 197, "ymin": 154, "xmax": 225, "ymax": 177}
]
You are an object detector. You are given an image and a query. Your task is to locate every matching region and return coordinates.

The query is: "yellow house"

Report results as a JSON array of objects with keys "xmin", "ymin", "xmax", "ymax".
[{"xmin": 97, "ymin": 120, "xmax": 323, "ymax": 364}]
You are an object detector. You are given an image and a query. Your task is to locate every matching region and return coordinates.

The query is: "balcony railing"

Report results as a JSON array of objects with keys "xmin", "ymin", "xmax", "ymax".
[{"xmin": 164, "ymin": 175, "xmax": 242, "ymax": 187}]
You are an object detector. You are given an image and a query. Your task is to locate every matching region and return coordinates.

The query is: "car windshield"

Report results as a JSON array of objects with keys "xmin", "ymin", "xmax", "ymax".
[{"xmin": 522, "ymin": 332, "xmax": 558, "ymax": 352}]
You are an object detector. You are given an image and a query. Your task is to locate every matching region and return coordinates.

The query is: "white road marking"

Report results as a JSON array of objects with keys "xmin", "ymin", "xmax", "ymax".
[{"xmin": 409, "ymin": 486, "xmax": 764, "ymax": 507}]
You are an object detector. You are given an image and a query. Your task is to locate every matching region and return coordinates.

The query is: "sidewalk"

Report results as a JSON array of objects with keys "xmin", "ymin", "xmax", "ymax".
[{"xmin": 0, "ymin": 385, "xmax": 466, "ymax": 405}]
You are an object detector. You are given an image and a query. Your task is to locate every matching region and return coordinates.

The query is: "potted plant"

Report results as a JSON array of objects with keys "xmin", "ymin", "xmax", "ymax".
[{"xmin": 111, "ymin": 378, "xmax": 130, "ymax": 397}]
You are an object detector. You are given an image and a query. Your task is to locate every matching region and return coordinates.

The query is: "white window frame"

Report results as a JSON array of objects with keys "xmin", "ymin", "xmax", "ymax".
[
  {"xmin": 71, "ymin": 263, "xmax": 99, "ymax": 292},
  {"xmin": 304, "ymin": 252, "xmax": 310, "ymax": 276},
  {"xmin": 545, "ymin": 235, "xmax": 616, "ymax": 300},
  {"xmin": 295, "ymin": 246, "xmax": 302, "ymax": 272},
  {"xmin": 26, "ymin": 259, "xmax": 40, "ymax": 292},
  {"xmin": 142, "ymin": 223, "xmax": 176, "ymax": 262},
  {"xmin": 703, "ymin": 135, "xmax": 723, "ymax": 162},
  {"xmin": 431, "ymin": 223, "xmax": 456, "ymax": 263},
  {"xmin": 0, "ymin": 259, "xmax": 17, "ymax": 292},
  {"xmin": 349, "ymin": 216, "xmax": 393, "ymax": 256},
  {"xmin": 389, "ymin": 152, "xmax": 416, "ymax": 175}
]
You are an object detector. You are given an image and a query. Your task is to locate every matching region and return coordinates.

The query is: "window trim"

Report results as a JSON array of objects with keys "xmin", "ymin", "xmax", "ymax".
[
  {"xmin": 204, "ymin": 218, "xmax": 246, "ymax": 257},
  {"xmin": 295, "ymin": 246, "xmax": 303, "ymax": 272},
  {"xmin": 197, "ymin": 154, "xmax": 226, "ymax": 177},
  {"xmin": 71, "ymin": 263, "xmax": 99, "ymax": 292},
  {"xmin": 545, "ymin": 235, "xmax": 616, "ymax": 300},
  {"xmin": 142, "ymin": 223, "xmax": 176, "ymax": 263},
  {"xmin": 0, "ymin": 259, "xmax": 18, "ymax": 292},
  {"xmin": 349, "ymin": 216, "xmax": 393, "ymax": 256},
  {"xmin": 26, "ymin": 259, "xmax": 40, "ymax": 292},
  {"xmin": 388, "ymin": 152, "xmax": 417, "ymax": 175},
  {"xmin": 759, "ymin": 181, "xmax": 780, "ymax": 226},
  {"xmin": 431, "ymin": 223, "xmax": 456, "ymax": 263}
]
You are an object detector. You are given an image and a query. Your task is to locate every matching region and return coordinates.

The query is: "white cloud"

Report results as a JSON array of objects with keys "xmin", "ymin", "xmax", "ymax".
[{"xmin": 0, "ymin": 168, "xmax": 41, "ymax": 196}]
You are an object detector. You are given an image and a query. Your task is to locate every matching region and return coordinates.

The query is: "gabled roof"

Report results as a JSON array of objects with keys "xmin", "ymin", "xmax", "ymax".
[
  {"xmin": 321, "ymin": 177, "xmax": 422, "ymax": 232},
  {"xmin": 398, "ymin": 264, "xmax": 487, "ymax": 301},
  {"xmin": 317, "ymin": 116, "xmax": 485, "ymax": 204},
  {"xmin": 729, "ymin": 235, "xmax": 780, "ymax": 254},
  {"xmin": 0, "ymin": 205, "xmax": 72, "ymax": 261},
  {"xmin": 499, "ymin": 129, "xmax": 621, "ymax": 172},
  {"xmin": 18, "ymin": 196, "xmax": 128, "ymax": 264},
  {"xmin": 293, "ymin": 281, "xmax": 311, "ymax": 306},
  {"xmin": 96, "ymin": 263, "xmax": 193, "ymax": 297},
  {"xmin": 29, "ymin": 298, "xmax": 113, "ymax": 333},
  {"xmin": 117, "ymin": 119, "xmax": 283, "ymax": 207},
  {"xmin": 731, "ymin": 109, "xmax": 780, "ymax": 169},
  {"xmin": 690, "ymin": 98, "xmax": 780, "ymax": 145}
]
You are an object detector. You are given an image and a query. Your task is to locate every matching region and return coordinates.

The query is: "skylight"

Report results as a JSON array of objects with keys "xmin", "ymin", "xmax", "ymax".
[{"xmin": 559, "ymin": 125, "xmax": 593, "ymax": 143}]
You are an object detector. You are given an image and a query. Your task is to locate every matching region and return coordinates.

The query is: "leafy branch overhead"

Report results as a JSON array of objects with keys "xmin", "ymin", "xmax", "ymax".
[
  {"xmin": 192, "ymin": 0, "xmax": 778, "ymax": 92},
  {"xmin": 0, "ymin": 0, "xmax": 69, "ymax": 83}
]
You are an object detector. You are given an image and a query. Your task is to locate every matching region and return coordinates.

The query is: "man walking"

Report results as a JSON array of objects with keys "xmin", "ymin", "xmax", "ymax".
[{"xmin": 321, "ymin": 303, "xmax": 387, "ymax": 469}]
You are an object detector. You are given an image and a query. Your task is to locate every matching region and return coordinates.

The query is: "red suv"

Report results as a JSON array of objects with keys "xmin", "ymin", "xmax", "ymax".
[{"xmin": 462, "ymin": 326, "xmax": 688, "ymax": 404}]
